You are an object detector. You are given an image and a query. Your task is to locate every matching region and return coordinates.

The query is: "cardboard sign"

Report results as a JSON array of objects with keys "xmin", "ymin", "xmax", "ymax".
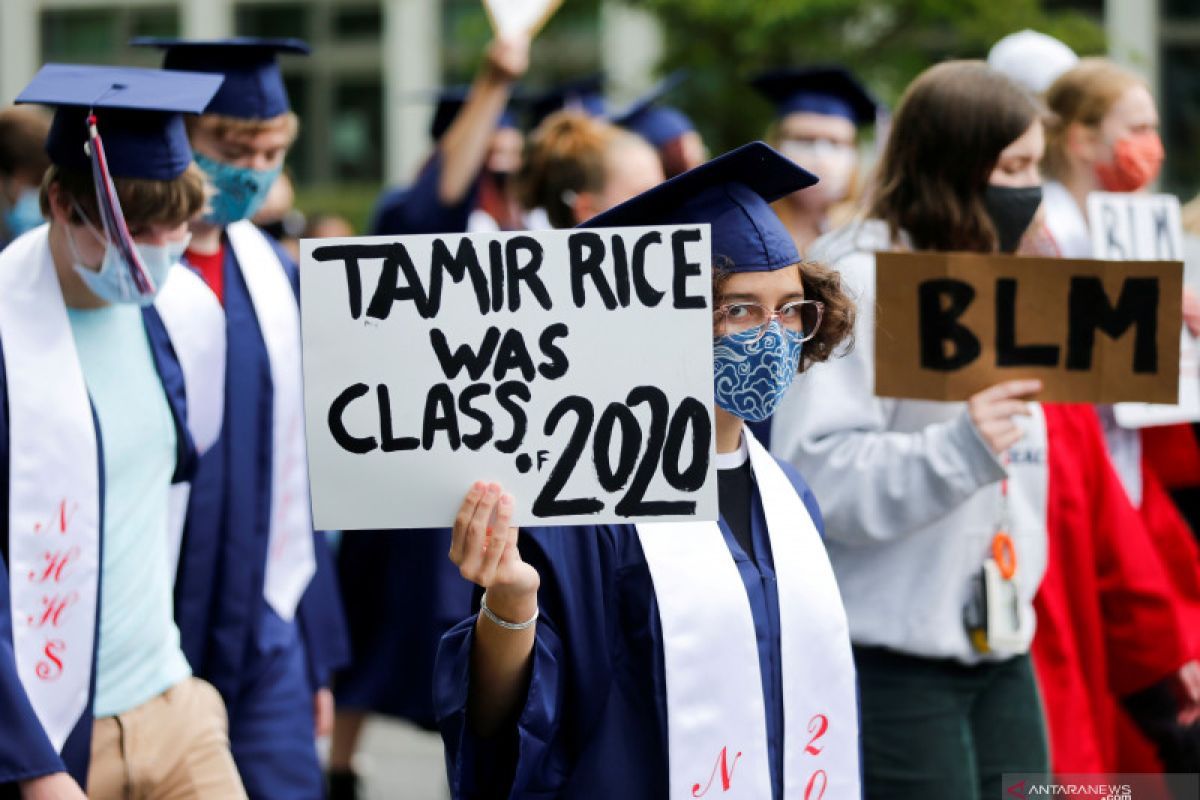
[
  {"xmin": 1085, "ymin": 193, "xmax": 1200, "ymax": 427},
  {"xmin": 301, "ymin": 226, "xmax": 718, "ymax": 531},
  {"xmin": 482, "ymin": 0, "xmax": 562, "ymax": 39},
  {"xmin": 874, "ymin": 251, "xmax": 1182, "ymax": 403}
]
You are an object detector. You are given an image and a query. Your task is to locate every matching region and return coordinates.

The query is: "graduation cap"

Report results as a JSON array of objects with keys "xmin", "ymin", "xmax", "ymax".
[
  {"xmin": 580, "ymin": 141, "xmax": 817, "ymax": 272},
  {"xmin": 16, "ymin": 64, "xmax": 223, "ymax": 297},
  {"xmin": 751, "ymin": 66, "xmax": 879, "ymax": 127},
  {"xmin": 131, "ymin": 36, "xmax": 310, "ymax": 119},
  {"xmin": 428, "ymin": 86, "xmax": 524, "ymax": 141},
  {"xmin": 16, "ymin": 63, "xmax": 223, "ymax": 180},
  {"xmin": 611, "ymin": 71, "xmax": 695, "ymax": 149},
  {"xmin": 529, "ymin": 74, "xmax": 606, "ymax": 129}
]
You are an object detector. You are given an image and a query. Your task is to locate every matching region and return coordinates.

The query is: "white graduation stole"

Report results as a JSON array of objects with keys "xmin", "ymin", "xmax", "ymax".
[
  {"xmin": 637, "ymin": 432, "xmax": 860, "ymax": 799},
  {"xmin": 225, "ymin": 220, "xmax": 315, "ymax": 621},
  {"xmin": 0, "ymin": 226, "xmax": 223, "ymax": 751},
  {"xmin": 155, "ymin": 267, "xmax": 227, "ymax": 578}
]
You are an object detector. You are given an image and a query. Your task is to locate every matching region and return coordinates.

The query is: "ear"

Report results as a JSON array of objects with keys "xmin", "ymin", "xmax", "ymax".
[
  {"xmin": 45, "ymin": 182, "xmax": 73, "ymax": 225},
  {"xmin": 572, "ymin": 191, "xmax": 598, "ymax": 226},
  {"xmin": 1065, "ymin": 121, "xmax": 1101, "ymax": 166}
]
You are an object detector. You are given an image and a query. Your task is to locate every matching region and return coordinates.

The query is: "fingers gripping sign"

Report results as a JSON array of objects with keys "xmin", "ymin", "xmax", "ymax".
[
  {"xmin": 968, "ymin": 379, "xmax": 1043, "ymax": 454},
  {"xmin": 451, "ymin": 482, "xmax": 539, "ymax": 608}
]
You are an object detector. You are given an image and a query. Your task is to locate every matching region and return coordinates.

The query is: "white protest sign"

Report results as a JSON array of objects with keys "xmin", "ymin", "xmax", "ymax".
[
  {"xmin": 1087, "ymin": 193, "xmax": 1200, "ymax": 427},
  {"xmin": 301, "ymin": 226, "xmax": 718, "ymax": 530},
  {"xmin": 1088, "ymin": 192, "xmax": 1183, "ymax": 261},
  {"xmin": 482, "ymin": 0, "xmax": 562, "ymax": 39}
]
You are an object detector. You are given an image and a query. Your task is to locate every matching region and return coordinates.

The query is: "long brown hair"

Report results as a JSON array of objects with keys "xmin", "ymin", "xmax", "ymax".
[{"xmin": 869, "ymin": 60, "xmax": 1041, "ymax": 252}]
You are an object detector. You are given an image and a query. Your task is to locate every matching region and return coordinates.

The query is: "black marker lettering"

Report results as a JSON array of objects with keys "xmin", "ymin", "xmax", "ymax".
[
  {"xmin": 429, "ymin": 237, "xmax": 490, "ymax": 315},
  {"xmin": 422, "ymin": 384, "xmax": 461, "ymax": 450},
  {"xmin": 493, "ymin": 329, "xmax": 537, "ymax": 383},
  {"xmin": 327, "ymin": 382, "xmax": 377, "ymax": 454},
  {"xmin": 918, "ymin": 279, "xmax": 980, "ymax": 370},
  {"xmin": 537, "ymin": 323, "xmax": 571, "ymax": 380},
  {"xmin": 671, "ymin": 228, "xmax": 706, "ymax": 310},
  {"xmin": 1066, "ymin": 276, "xmax": 1159, "ymax": 372},
  {"xmin": 995, "ymin": 278, "xmax": 1060, "ymax": 367},
  {"xmin": 378, "ymin": 383, "xmax": 419, "ymax": 452},
  {"xmin": 430, "ymin": 327, "xmax": 501, "ymax": 381},
  {"xmin": 494, "ymin": 381, "xmax": 531, "ymax": 454},
  {"xmin": 631, "ymin": 231, "xmax": 666, "ymax": 308},
  {"xmin": 458, "ymin": 384, "xmax": 494, "ymax": 450},
  {"xmin": 568, "ymin": 231, "xmax": 617, "ymax": 310},
  {"xmin": 506, "ymin": 235, "xmax": 552, "ymax": 311}
]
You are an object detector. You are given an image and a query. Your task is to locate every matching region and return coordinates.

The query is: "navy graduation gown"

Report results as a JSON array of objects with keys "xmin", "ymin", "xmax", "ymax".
[
  {"xmin": 334, "ymin": 150, "xmax": 483, "ymax": 726},
  {"xmin": 369, "ymin": 152, "xmax": 482, "ymax": 237},
  {"xmin": 335, "ymin": 528, "xmax": 473, "ymax": 727},
  {"xmin": 434, "ymin": 458, "xmax": 824, "ymax": 800},
  {"xmin": 0, "ymin": 310, "xmax": 196, "ymax": 791},
  {"xmin": 175, "ymin": 233, "xmax": 349, "ymax": 709}
]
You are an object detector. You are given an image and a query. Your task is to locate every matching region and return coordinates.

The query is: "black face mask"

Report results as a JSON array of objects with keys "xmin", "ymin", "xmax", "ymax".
[{"xmin": 984, "ymin": 184, "xmax": 1043, "ymax": 253}]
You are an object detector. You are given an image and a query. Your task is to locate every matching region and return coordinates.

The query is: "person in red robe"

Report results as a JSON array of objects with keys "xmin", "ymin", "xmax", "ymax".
[{"xmin": 1034, "ymin": 404, "xmax": 1200, "ymax": 775}]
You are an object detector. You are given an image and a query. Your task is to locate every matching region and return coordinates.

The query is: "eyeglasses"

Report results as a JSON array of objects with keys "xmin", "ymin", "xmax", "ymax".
[{"xmin": 714, "ymin": 299, "xmax": 824, "ymax": 343}]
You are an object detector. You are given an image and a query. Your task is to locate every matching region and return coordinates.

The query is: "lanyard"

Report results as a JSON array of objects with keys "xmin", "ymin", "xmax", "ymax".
[{"xmin": 992, "ymin": 459, "xmax": 1018, "ymax": 580}]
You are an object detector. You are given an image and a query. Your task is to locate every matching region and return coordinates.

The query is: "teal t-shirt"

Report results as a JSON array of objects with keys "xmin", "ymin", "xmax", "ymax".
[{"xmin": 67, "ymin": 304, "xmax": 192, "ymax": 718}]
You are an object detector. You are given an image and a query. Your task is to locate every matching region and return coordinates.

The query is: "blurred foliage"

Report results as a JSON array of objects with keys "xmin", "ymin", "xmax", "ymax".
[
  {"xmin": 293, "ymin": 182, "xmax": 380, "ymax": 235},
  {"xmin": 628, "ymin": 0, "xmax": 1106, "ymax": 153},
  {"xmin": 443, "ymin": 0, "xmax": 603, "ymax": 87}
]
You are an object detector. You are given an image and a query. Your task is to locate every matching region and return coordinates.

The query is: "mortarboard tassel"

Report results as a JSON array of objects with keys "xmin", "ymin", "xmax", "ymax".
[{"xmin": 86, "ymin": 112, "xmax": 157, "ymax": 296}]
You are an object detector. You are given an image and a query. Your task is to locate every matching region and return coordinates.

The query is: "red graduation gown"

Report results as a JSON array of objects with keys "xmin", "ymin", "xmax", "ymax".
[{"xmin": 1033, "ymin": 404, "xmax": 1195, "ymax": 773}]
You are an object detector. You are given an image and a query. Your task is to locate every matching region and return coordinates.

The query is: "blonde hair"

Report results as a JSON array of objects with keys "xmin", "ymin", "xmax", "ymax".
[
  {"xmin": 185, "ymin": 111, "xmax": 300, "ymax": 145},
  {"xmin": 1043, "ymin": 58, "xmax": 1144, "ymax": 180},
  {"xmin": 516, "ymin": 111, "xmax": 638, "ymax": 229}
]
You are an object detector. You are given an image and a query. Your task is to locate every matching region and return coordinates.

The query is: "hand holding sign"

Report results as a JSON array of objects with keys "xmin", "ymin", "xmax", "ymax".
[
  {"xmin": 482, "ymin": 0, "xmax": 562, "ymax": 40},
  {"xmin": 967, "ymin": 379, "xmax": 1042, "ymax": 453}
]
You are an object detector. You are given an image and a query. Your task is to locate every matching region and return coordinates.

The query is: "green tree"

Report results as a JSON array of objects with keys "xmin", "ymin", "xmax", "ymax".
[{"xmin": 631, "ymin": 0, "xmax": 1105, "ymax": 152}]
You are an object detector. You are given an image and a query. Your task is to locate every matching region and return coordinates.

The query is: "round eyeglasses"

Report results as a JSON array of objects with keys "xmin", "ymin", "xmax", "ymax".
[{"xmin": 714, "ymin": 300, "xmax": 824, "ymax": 343}]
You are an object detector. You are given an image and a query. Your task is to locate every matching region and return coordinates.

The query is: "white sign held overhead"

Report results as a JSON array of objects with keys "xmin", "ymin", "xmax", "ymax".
[
  {"xmin": 482, "ymin": 0, "xmax": 563, "ymax": 39},
  {"xmin": 1086, "ymin": 192, "xmax": 1200, "ymax": 427},
  {"xmin": 300, "ymin": 226, "xmax": 719, "ymax": 531}
]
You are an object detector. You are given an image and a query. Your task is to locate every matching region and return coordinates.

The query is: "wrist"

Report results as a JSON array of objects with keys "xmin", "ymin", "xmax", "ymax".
[{"xmin": 482, "ymin": 584, "xmax": 538, "ymax": 625}]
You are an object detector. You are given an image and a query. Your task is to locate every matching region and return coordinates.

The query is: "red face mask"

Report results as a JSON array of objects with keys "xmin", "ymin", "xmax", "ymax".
[{"xmin": 1095, "ymin": 131, "xmax": 1164, "ymax": 192}]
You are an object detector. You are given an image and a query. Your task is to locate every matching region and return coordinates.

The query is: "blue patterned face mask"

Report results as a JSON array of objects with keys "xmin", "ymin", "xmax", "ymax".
[
  {"xmin": 194, "ymin": 152, "xmax": 281, "ymax": 225},
  {"xmin": 712, "ymin": 321, "xmax": 804, "ymax": 422}
]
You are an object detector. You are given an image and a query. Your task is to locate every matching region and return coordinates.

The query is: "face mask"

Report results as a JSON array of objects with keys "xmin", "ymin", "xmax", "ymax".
[
  {"xmin": 67, "ymin": 218, "xmax": 189, "ymax": 306},
  {"xmin": 194, "ymin": 152, "xmax": 281, "ymax": 225},
  {"xmin": 4, "ymin": 188, "xmax": 43, "ymax": 238},
  {"xmin": 1095, "ymin": 131, "xmax": 1163, "ymax": 193},
  {"xmin": 779, "ymin": 139, "xmax": 856, "ymax": 204},
  {"xmin": 984, "ymin": 184, "xmax": 1043, "ymax": 253},
  {"xmin": 712, "ymin": 321, "xmax": 804, "ymax": 423}
]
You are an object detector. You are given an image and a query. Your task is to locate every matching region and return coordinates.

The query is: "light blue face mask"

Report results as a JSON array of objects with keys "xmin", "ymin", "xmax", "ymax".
[
  {"xmin": 194, "ymin": 152, "xmax": 281, "ymax": 226},
  {"xmin": 4, "ymin": 188, "xmax": 43, "ymax": 238},
  {"xmin": 67, "ymin": 220, "xmax": 189, "ymax": 306},
  {"xmin": 712, "ymin": 321, "xmax": 804, "ymax": 422}
]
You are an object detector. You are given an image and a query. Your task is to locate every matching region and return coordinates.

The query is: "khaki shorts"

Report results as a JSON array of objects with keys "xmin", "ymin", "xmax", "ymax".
[{"xmin": 87, "ymin": 677, "xmax": 247, "ymax": 800}]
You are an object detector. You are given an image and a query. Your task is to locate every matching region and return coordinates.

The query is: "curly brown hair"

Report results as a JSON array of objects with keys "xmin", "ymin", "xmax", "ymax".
[{"xmin": 713, "ymin": 260, "xmax": 856, "ymax": 372}]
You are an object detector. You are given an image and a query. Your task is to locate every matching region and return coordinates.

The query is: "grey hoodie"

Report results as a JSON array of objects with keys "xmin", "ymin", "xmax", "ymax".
[{"xmin": 771, "ymin": 220, "xmax": 1049, "ymax": 663}]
